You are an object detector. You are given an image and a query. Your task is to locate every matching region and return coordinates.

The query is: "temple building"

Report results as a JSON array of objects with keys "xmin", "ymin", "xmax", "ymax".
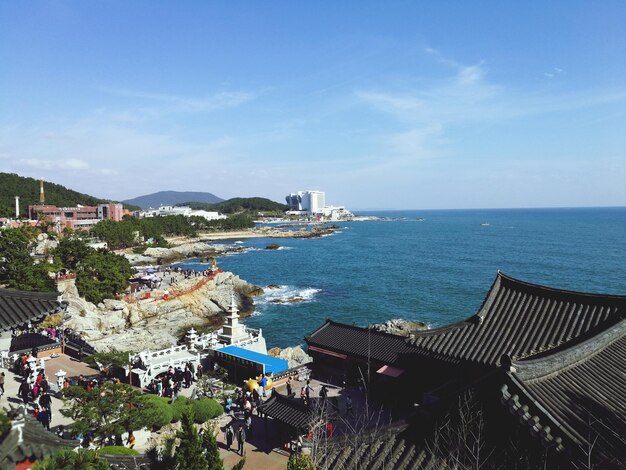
[{"xmin": 305, "ymin": 272, "xmax": 626, "ymax": 468}]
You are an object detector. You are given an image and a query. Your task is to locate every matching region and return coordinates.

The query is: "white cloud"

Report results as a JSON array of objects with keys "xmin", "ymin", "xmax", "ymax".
[{"xmin": 17, "ymin": 158, "xmax": 89, "ymax": 171}]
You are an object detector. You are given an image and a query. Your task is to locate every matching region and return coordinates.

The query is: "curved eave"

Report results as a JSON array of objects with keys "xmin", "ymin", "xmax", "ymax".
[{"xmin": 511, "ymin": 319, "xmax": 626, "ymax": 381}]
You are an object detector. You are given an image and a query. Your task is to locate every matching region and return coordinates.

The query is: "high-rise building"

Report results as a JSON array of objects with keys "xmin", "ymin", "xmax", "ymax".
[{"xmin": 285, "ymin": 190, "xmax": 325, "ymax": 214}]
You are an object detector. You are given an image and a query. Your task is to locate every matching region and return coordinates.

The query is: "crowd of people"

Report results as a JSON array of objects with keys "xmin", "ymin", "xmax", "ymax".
[
  {"xmin": 14, "ymin": 354, "xmax": 55, "ymax": 430},
  {"xmin": 146, "ymin": 361, "xmax": 199, "ymax": 398}
]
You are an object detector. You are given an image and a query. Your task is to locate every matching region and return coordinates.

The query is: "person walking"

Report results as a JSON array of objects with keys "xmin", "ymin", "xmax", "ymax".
[
  {"xmin": 225, "ymin": 425, "xmax": 234, "ymax": 451},
  {"xmin": 258, "ymin": 374, "xmax": 268, "ymax": 398},
  {"xmin": 38, "ymin": 407, "xmax": 51, "ymax": 430},
  {"xmin": 0, "ymin": 372, "xmax": 4, "ymax": 397},
  {"xmin": 39, "ymin": 392, "xmax": 52, "ymax": 417},
  {"xmin": 126, "ymin": 431, "xmax": 136, "ymax": 449},
  {"xmin": 236, "ymin": 426, "xmax": 246, "ymax": 455},
  {"xmin": 305, "ymin": 380, "xmax": 314, "ymax": 403},
  {"xmin": 345, "ymin": 394, "xmax": 354, "ymax": 418},
  {"xmin": 19, "ymin": 380, "xmax": 30, "ymax": 404},
  {"xmin": 286, "ymin": 376, "xmax": 292, "ymax": 396}
]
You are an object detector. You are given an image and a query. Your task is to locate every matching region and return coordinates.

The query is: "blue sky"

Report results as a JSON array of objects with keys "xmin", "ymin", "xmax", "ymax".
[{"xmin": 1, "ymin": 1, "xmax": 625, "ymax": 209}]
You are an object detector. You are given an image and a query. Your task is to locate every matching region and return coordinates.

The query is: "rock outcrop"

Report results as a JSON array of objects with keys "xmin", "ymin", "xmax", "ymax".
[
  {"xmin": 369, "ymin": 319, "xmax": 429, "ymax": 337},
  {"xmin": 267, "ymin": 345, "xmax": 312, "ymax": 369},
  {"xmin": 59, "ymin": 271, "xmax": 263, "ymax": 352},
  {"xmin": 123, "ymin": 242, "xmax": 246, "ymax": 266},
  {"xmin": 34, "ymin": 233, "xmax": 58, "ymax": 256}
]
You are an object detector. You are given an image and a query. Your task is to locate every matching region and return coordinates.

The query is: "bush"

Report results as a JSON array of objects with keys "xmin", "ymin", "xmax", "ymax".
[
  {"xmin": 191, "ymin": 398, "xmax": 223, "ymax": 423},
  {"xmin": 170, "ymin": 396, "xmax": 190, "ymax": 422},
  {"xmin": 100, "ymin": 446, "xmax": 140, "ymax": 456},
  {"xmin": 141, "ymin": 394, "xmax": 174, "ymax": 430}
]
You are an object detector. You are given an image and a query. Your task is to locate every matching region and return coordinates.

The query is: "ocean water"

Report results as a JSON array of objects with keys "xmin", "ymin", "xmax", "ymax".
[{"xmin": 178, "ymin": 207, "xmax": 626, "ymax": 348}]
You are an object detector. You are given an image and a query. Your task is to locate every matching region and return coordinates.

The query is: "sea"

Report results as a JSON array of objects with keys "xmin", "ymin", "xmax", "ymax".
[{"xmin": 176, "ymin": 207, "xmax": 626, "ymax": 349}]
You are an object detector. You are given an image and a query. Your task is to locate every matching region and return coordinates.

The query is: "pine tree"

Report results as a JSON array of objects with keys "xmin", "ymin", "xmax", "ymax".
[
  {"xmin": 175, "ymin": 408, "xmax": 208, "ymax": 470},
  {"xmin": 202, "ymin": 425, "xmax": 224, "ymax": 470}
]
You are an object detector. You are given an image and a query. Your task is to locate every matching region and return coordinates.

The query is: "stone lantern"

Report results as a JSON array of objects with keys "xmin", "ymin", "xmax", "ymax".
[{"xmin": 55, "ymin": 369, "xmax": 66, "ymax": 391}]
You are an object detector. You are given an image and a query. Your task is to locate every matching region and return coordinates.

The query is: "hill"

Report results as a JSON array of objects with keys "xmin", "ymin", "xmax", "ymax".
[
  {"xmin": 123, "ymin": 191, "xmax": 223, "ymax": 209},
  {"xmin": 0, "ymin": 172, "xmax": 138, "ymax": 218},
  {"xmin": 180, "ymin": 197, "xmax": 288, "ymax": 214}
]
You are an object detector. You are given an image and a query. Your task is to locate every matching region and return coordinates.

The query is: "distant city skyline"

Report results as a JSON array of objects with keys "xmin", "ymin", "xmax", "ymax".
[{"xmin": 1, "ymin": 2, "xmax": 625, "ymax": 210}]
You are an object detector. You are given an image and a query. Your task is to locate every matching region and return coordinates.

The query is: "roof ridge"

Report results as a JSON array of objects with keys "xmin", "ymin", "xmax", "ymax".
[
  {"xmin": 511, "ymin": 319, "xmax": 626, "ymax": 381},
  {"xmin": 497, "ymin": 272, "xmax": 626, "ymax": 302}
]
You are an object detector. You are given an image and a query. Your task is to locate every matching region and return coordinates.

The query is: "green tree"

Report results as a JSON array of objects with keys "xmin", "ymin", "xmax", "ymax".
[
  {"xmin": 231, "ymin": 456, "xmax": 246, "ymax": 470},
  {"xmin": 0, "ymin": 411, "xmax": 11, "ymax": 437},
  {"xmin": 75, "ymin": 249, "xmax": 132, "ymax": 303},
  {"xmin": 175, "ymin": 408, "xmax": 208, "ymax": 470},
  {"xmin": 33, "ymin": 449, "xmax": 109, "ymax": 470},
  {"xmin": 60, "ymin": 382, "xmax": 151, "ymax": 445},
  {"xmin": 85, "ymin": 349, "xmax": 134, "ymax": 375},
  {"xmin": 0, "ymin": 228, "xmax": 55, "ymax": 292},
  {"xmin": 202, "ymin": 426, "xmax": 224, "ymax": 470},
  {"xmin": 53, "ymin": 235, "xmax": 93, "ymax": 270}
]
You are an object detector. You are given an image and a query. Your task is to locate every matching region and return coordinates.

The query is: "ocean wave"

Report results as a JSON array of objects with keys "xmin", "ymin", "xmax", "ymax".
[
  {"xmin": 275, "ymin": 246, "xmax": 293, "ymax": 251},
  {"xmin": 257, "ymin": 285, "xmax": 321, "ymax": 306}
]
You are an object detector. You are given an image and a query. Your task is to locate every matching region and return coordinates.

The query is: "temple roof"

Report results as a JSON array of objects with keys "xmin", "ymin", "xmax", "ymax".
[
  {"xmin": 501, "ymin": 319, "xmax": 626, "ymax": 464},
  {"xmin": 258, "ymin": 391, "xmax": 313, "ymax": 430},
  {"xmin": 0, "ymin": 288, "xmax": 65, "ymax": 332},
  {"xmin": 408, "ymin": 272, "xmax": 626, "ymax": 366},
  {"xmin": 305, "ymin": 320, "xmax": 418, "ymax": 365},
  {"xmin": 315, "ymin": 421, "xmax": 433, "ymax": 470},
  {"xmin": 0, "ymin": 413, "xmax": 77, "ymax": 468}
]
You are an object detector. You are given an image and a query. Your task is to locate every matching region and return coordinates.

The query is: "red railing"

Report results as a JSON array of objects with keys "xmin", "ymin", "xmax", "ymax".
[{"xmin": 122, "ymin": 269, "xmax": 222, "ymax": 303}]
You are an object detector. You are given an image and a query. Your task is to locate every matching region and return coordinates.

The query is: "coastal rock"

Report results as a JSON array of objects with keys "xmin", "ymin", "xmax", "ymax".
[
  {"xmin": 269, "ymin": 296, "xmax": 306, "ymax": 304},
  {"xmin": 265, "ymin": 244, "xmax": 281, "ymax": 250},
  {"xmin": 267, "ymin": 346, "xmax": 312, "ymax": 369},
  {"xmin": 370, "ymin": 319, "xmax": 429, "ymax": 337},
  {"xmin": 267, "ymin": 285, "xmax": 281, "ymax": 289},
  {"xmin": 103, "ymin": 299, "xmax": 126, "ymax": 311}
]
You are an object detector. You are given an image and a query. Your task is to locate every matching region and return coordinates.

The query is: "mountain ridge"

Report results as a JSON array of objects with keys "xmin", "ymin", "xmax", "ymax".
[{"xmin": 122, "ymin": 190, "xmax": 224, "ymax": 209}]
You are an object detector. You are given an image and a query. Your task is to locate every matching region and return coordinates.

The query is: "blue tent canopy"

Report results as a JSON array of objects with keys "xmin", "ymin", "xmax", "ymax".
[{"xmin": 218, "ymin": 345, "xmax": 289, "ymax": 374}]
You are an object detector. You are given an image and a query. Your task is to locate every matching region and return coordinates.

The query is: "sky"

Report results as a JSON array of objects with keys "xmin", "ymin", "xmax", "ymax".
[{"xmin": 0, "ymin": 1, "xmax": 625, "ymax": 210}]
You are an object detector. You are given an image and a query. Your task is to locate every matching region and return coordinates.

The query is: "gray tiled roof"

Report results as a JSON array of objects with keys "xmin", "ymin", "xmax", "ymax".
[
  {"xmin": 408, "ymin": 272, "xmax": 626, "ymax": 366},
  {"xmin": 315, "ymin": 421, "xmax": 434, "ymax": 470},
  {"xmin": 0, "ymin": 288, "xmax": 64, "ymax": 331},
  {"xmin": 305, "ymin": 320, "xmax": 418, "ymax": 365},
  {"xmin": 502, "ymin": 319, "xmax": 626, "ymax": 465},
  {"xmin": 0, "ymin": 413, "xmax": 77, "ymax": 468},
  {"xmin": 258, "ymin": 392, "xmax": 313, "ymax": 429}
]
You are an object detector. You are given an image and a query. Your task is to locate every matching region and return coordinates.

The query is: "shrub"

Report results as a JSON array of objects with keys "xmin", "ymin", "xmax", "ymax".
[
  {"xmin": 99, "ymin": 446, "xmax": 140, "ymax": 456},
  {"xmin": 141, "ymin": 394, "xmax": 174, "ymax": 430},
  {"xmin": 191, "ymin": 398, "xmax": 223, "ymax": 423},
  {"xmin": 170, "ymin": 396, "xmax": 190, "ymax": 422}
]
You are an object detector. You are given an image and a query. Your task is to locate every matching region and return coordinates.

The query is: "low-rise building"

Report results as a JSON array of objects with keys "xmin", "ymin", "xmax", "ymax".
[
  {"xmin": 141, "ymin": 205, "xmax": 227, "ymax": 221},
  {"xmin": 28, "ymin": 203, "xmax": 124, "ymax": 233}
]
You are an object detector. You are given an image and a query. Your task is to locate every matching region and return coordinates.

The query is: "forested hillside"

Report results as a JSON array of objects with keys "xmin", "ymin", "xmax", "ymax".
[
  {"xmin": 0, "ymin": 172, "xmax": 138, "ymax": 217},
  {"xmin": 122, "ymin": 190, "xmax": 223, "ymax": 209},
  {"xmin": 181, "ymin": 197, "xmax": 288, "ymax": 214}
]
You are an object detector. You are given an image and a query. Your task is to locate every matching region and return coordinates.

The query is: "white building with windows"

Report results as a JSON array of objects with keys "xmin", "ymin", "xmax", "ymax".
[
  {"xmin": 142, "ymin": 205, "xmax": 227, "ymax": 221},
  {"xmin": 285, "ymin": 190, "xmax": 352, "ymax": 219}
]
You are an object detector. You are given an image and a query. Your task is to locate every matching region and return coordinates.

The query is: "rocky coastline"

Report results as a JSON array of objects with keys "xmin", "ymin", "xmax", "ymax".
[
  {"xmin": 58, "ymin": 271, "xmax": 263, "ymax": 352},
  {"xmin": 122, "ymin": 225, "xmax": 339, "ymax": 266}
]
